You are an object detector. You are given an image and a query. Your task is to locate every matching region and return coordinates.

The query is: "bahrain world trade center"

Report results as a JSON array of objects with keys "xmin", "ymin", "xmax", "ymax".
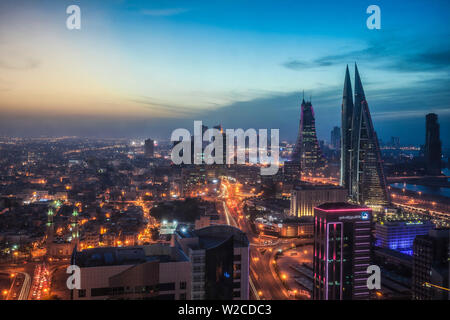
[{"xmin": 340, "ymin": 64, "xmax": 389, "ymax": 209}]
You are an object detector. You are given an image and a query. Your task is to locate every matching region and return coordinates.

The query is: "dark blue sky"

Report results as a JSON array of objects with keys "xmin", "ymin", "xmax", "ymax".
[{"xmin": 0, "ymin": 0, "xmax": 449, "ymax": 146}]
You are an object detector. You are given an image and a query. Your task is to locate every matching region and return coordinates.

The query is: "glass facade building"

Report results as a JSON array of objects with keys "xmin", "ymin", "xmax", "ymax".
[
  {"xmin": 292, "ymin": 96, "xmax": 324, "ymax": 174},
  {"xmin": 313, "ymin": 202, "xmax": 372, "ymax": 300},
  {"xmin": 340, "ymin": 65, "xmax": 389, "ymax": 208}
]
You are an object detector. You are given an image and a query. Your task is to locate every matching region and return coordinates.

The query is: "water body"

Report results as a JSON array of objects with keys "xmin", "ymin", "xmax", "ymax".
[
  {"xmin": 443, "ymin": 168, "xmax": 450, "ymax": 177},
  {"xmin": 390, "ymin": 182, "xmax": 450, "ymax": 198}
]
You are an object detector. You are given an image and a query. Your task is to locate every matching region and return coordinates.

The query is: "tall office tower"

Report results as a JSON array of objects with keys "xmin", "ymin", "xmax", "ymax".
[
  {"xmin": 340, "ymin": 65, "xmax": 388, "ymax": 208},
  {"xmin": 412, "ymin": 229, "xmax": 449, "ymax": 300},
  {"xmin": 331, "ymin": 126, "xmax": 341, "ymax": 150},
  {"xmin": 313, "ymin": 202, "xmax": 372, "ymax": 300},
  {"xmin": 291, "ymin": 95, "xmax": 324, "ymax": 174},
  {"xmin": 424, "ymin": 113, "xmax": 442, "ymax": 175},
  {"xmin": 144, "ymin": 138, "xmax": 155, "ymax": 158},
  {"xmin": 375, "ymin": 220, "xmax": 434, "ymax": 256}
]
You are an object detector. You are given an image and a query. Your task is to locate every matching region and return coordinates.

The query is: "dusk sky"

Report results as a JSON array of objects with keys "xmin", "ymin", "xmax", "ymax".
[{"xmin": 0, "ymin": 0, "xmax": 449, "ymax": 146}]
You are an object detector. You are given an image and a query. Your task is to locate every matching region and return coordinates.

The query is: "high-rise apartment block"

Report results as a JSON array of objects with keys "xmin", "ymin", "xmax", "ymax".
[{"xmin": 313, "ymin": 202, "xmax": 372, "ymax": 300}]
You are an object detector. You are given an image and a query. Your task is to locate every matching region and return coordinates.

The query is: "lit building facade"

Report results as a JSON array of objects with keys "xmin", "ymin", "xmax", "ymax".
[
  {"xmin": 340, "ymin": 65, "xmax": 389, "ymax": 208},
  {"xmin": 375, "ymin": 220, "xmax": 434, "ymax": 255},
  {"xmin": 290, "ymin": 183, "xmax": 347, "ymax": 217},
  {"xmin": 313, "ymin": 202, "xmax": 372, "ymax": 300},
  {"xmin": 291, "ymin": 95, "xmax": 324, "ymax": 174},
  {"xmin": 412, "ymin": 229, "xmax": 449, "ymax": 300}
]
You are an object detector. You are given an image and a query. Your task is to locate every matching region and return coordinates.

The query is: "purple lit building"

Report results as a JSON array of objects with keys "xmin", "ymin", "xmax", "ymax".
[
  {"xmin": 313, "ymin": 202, "xmax": 372, "ymax": 300},
  {"xmin": 375, "ymin": 220, "xmax": 434, "ymax": 256}
]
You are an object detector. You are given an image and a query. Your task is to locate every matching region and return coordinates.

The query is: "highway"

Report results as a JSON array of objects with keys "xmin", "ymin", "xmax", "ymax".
[
  {"xmin": 17, "ymin": 272, "xmax": 31, "ymax": 300},
  {"xmin": 1, "ymin": 269, "xmax": 31, "ymax": 300},
  {"xmin": 219, "ymin": 179, "xmax": 309, "ymax": 300}
]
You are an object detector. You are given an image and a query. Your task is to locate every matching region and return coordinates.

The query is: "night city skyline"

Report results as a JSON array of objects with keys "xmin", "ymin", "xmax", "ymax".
[{"xmin": 0, "ymin": 0, "xmax": 449, "ymax": 310}]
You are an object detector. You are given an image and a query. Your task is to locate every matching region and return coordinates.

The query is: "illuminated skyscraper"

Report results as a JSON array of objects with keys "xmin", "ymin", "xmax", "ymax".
[
  {"xmin": 313, "ymin": 202, "xmax": 372, "ymax": 300},
  {"xmin": 292, "ymin": 94, "xmax": 324, "ymax": 174},
  {"xmin": 340, "ymin": 66, "xmax": 353, "ymax": 190},
  {"xmin": 340, "ymin": 65, "xmax": 388, "ymax": 208}
]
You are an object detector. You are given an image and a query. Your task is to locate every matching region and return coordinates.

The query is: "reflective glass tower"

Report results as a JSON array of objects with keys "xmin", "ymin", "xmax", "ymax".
[
  {"xmin": 292, "ymin": 95, "xmax": 324, "ymax": 174},
  {"xmin": 340, "ymin": 65, "xmax": 388, "ymax": 208}
]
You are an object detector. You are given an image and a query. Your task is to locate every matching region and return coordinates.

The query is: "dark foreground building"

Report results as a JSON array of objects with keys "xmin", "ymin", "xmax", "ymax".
[
  {"xmin": 175, "ymin": 225, "xmax": 250, "ymax": 300},
  {"xmin": 412, "ymin": 229, "xmax": 449, "ymax": 300},
  {"xmin": 71, "ymin": 225, "xmax": 249, "ymax": 300},
  {"xmin": 313, "ymin": 202, "xmax": 372, "ymax": 300}
]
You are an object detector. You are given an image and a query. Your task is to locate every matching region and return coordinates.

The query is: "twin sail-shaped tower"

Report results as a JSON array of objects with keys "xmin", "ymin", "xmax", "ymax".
[{"xmin": 340, "ymin": 64, "xmax": 389, "ymax": 208}]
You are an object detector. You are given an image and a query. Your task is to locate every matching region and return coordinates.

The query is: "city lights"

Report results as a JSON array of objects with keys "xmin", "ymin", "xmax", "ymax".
[{"xmin": 0, "ymin": 1, "xmax": 448, "ymax": 308}]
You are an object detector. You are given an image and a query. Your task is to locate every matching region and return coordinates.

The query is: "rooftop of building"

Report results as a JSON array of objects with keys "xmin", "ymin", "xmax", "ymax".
[
  {"xmin": 315, "ymin": 202, "xmax": 369, "ymax": 211},
  {"xmin": 374, "ymin": 247, "xmax": 413, "ymax": 263},
  {"xmin": 417, "ymin": 228, "xmax": 450, "ymax": 239},
  {"xmin": 293, "ymin": 183, "xmax": 344, "ymax": 191},
  {"xmin": 73, "ymin": 243, "xmax": 189, "ymax": 268},
  {"xmin": 376, "ymin": 220, "xmax": 435, "ymax": 227},
  {"xmin": 176, "ymin": 224, "xmax": 249, "ymax": 249}
]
